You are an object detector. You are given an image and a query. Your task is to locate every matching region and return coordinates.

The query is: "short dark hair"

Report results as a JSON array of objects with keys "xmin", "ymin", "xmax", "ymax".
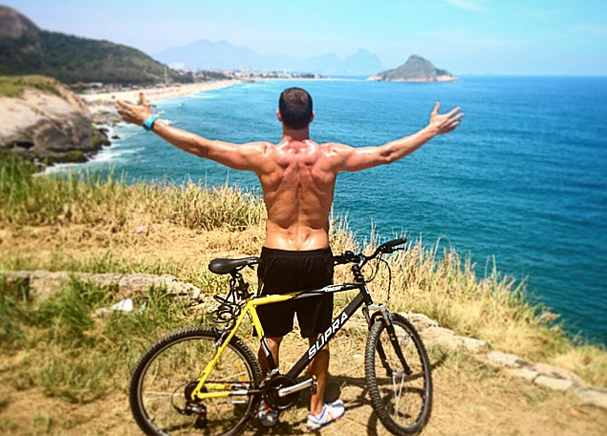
[{"xmin": 278, "ymin": 87, "xmax": 313, "ymax": 130}]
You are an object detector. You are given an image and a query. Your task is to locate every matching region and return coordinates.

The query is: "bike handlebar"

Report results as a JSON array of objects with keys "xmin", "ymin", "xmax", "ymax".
[{"xmin": 334, "ymin": 237, "xmax": 407, "ymax": 266}]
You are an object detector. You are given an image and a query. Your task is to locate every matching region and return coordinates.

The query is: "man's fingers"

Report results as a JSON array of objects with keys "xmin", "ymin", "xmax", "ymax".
[
  {"xmin": 139, "ymin": 92, "xmax": 149, "ymax": 107},
  {"xmin": 116, "ymin": 100, "xmax": 131, "ymax": 111},
  {"xmin": 446, "ymin": 106, "xmax": 461, "ymax": 118},
  {"xmin": 432, "ymin": 102, "xmax": 440, "ymax": 115},
  {"xmin": 451, "ymin": 113, "xmax": 465, "ymax": 123}
]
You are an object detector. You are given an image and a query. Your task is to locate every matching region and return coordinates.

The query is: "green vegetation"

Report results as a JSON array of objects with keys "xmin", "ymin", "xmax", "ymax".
[
  {"xmin": 0, "ymin": 157, "xmax": 266, "ymax": 230},
  {"xmin": 0, "ymin": 75, "xmax": 60, "ymax": 97},
  {"xmin": 1, "ymin": 157, "xmax": 606, "ymax": 394},
  {"xmin": 0, "ymin": 276, "xmax": 196, "ymax": 403},
  {"xmin": 0, "ymin": 29, "xmax": 192, "ymax": 85}
]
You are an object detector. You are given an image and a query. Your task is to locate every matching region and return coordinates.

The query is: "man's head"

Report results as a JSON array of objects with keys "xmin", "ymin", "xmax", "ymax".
[{"xmin": 277, "ymin": 87, "xmax": 314, "ymax": 130}]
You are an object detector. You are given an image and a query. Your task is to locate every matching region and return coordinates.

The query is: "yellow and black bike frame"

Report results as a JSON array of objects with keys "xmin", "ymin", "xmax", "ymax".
[{"xmin": 190, "ymin": 281, "xmax": 377, "ymax": 401}]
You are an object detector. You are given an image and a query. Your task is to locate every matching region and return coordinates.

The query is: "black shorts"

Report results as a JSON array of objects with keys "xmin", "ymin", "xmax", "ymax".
[{"xmin": 256, "ymin": 247, "xmax": 334, "ymax": 338}]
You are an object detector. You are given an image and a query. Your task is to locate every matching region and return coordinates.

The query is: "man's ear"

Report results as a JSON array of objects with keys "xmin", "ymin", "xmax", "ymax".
[
  {"xmin": 276, "ymin": 109, "xmax": 283, "ymax": 122},
  {"xmin": 310, "ymin": 111, "xmax": 315, "ymax": 124}
]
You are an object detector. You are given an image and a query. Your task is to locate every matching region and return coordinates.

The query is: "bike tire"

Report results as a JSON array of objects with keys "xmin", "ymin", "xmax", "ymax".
[
  {"xmin": 365, "ymin": 314, "xmax": 433, "ymax": 436},
  {"xmin": 129, "ymin": 326, "xmax": 262, "ymax": 436}
]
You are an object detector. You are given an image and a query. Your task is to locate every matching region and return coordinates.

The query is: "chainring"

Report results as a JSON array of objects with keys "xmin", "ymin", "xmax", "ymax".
[{"xmin": 262, "ymin": 374, "xmax": 299, "ymax": 411}]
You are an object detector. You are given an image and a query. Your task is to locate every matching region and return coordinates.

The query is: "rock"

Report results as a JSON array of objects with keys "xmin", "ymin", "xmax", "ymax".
[
  {"xmin": 88, "ymin": 273, "xmax": 122, "ymax": 290},
  {"xmin": 0, "ymin": 5, "xmax": 40, "ymax": 40},
  {"xmin": 417, "ymin": 324, "xmax": 489, "ymax": 353},
  {"xmin": 29, "ymin": 270, "xmax": 71, "ymax": 300},
  {"xmin": 116, "ymin": 273, "xmax": 202, "ymax": 301},
  {"xmin": 459, "ymin": 336, "xmax": 490, "ymax": 353},
  {"xmin": 503, "ymin": 367, "xmax": 539, "ymax": 383},
  {"xmin": 485, "ymin": 351, "xmax": 533, "ymax": 369},
  {"xmin": 0, "ymin": 85, "xmax": 109, "ymax": 166},
  {"xmin": 576, "ymin": 389, "xmax": 607, "ymax": 410},
  {"xmin": 534, "ymin": 375, "xmax": 574, "ymax": 392},
  {"xmin": 401, "ymin": 312, "xmax": 439, "ymax": 332},
  {"xmin": 164, "ymin": 276, "xmax": 203, "ymax": 301},
  {"xmin": 116, "ymin": 274, "xmax": 170, "ymax": 299},
  {"xmin": 1, "ymin": 270, "xmax": 203, "ymax": 302},
  {"xmin": 420, "ymin": 326, "xmax": 463, "ymax": 351},
  {"xmin": 1, "ymin": 270, "xmax": 31, "ymax": 283},
  {"xmin": 533, "ymin": 363, "xmax": 586, "ymax": 387},
  {"xmin": 367, "ymin": 55, "xmax": 458, "ymax": 83}
]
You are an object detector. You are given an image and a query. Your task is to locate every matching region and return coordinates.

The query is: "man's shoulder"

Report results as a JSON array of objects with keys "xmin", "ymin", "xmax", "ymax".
[
  {"xmin": 241, "ymin": 141, "xmax": 273, "ymax": 154},
  {"xmin": 318, "ymin": 142, "xmax": 353, "ymax": 155}
]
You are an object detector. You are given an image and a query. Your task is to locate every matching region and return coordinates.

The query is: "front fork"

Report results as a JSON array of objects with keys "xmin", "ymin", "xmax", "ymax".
[{"xmin": 363, "ymin": 304, "xmax": 413, "ymax": 376}]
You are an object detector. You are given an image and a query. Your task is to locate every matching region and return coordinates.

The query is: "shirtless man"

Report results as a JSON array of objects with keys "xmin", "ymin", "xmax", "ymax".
[{"xmin": 116, "ymin": 87, "xmax": 462, "ymax": 430}]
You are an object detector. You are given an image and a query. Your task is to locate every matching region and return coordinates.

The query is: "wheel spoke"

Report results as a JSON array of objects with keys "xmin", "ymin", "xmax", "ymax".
[
  {"xmin": 130, "ymin": 328, "xmax": 261, "ymax": 436},
  {"xmin": 365, "ymin": 315, "xmax": 432, "ymax": 434}
]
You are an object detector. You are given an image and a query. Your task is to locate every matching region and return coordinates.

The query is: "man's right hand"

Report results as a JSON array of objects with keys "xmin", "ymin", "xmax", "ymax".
[
  {"xmin": 428, "ymin": 102, "xmax": 464, "ymax": 135},
  {"xmin": 116, "ymin": 93, "xmax": 153, "ymax": 126}
]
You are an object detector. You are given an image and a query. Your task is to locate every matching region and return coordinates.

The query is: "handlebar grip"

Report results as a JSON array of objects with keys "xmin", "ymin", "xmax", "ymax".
[{"xmin": 382, "ymin": 237, "xmax": 407, "ymax": 251}]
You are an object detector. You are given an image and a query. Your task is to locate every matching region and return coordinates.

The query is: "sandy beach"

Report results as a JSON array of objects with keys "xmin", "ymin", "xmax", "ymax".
[{"xmin": 81, "ymin": 80, "xmax": 240, "ymax": 114}]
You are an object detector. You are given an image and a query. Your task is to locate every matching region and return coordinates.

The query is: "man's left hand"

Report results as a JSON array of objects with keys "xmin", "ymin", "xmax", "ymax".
[{"xmin": 115, "ymin": 93, "xmax": 152, "ymax": 126}]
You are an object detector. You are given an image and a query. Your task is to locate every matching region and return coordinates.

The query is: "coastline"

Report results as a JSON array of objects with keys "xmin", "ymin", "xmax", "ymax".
[
  {"xmin": 61, "ymin": 80, "xmax": 242, "ymax": 170},
  {"xmin": 81, "ymin": 79, "xmax": 241, "ymax": 116},
  {"xmin": 80, "ymin": 79, "xmax": 241, "ymax": 104}
]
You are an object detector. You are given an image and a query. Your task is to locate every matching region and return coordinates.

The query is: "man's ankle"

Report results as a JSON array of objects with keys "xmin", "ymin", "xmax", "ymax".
[{"xmin": 310, "ymin": 404, "xmax": 324, "ymax": 416}]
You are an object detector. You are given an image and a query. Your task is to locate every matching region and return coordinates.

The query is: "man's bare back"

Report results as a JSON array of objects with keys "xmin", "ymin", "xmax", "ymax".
[{"xmin": 257, "ymin": 139, "xmax": 336, "ymax": 250}]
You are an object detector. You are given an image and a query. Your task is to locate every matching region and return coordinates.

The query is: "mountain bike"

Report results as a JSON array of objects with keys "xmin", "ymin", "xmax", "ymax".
[{"xmin": 129, "ymin": 237, "xmax": 433, "ymax": 436}]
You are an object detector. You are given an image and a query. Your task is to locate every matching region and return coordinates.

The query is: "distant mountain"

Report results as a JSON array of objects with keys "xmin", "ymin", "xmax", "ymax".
[
  {"xmin": 368, "ymin": 55, "xmax": 457, "ymax": 82},
  {"xmin": 155, "ymin": 40, "xmax": 383, "ymax": 75},
  {"xmin": 0, "ymin": 5, "xmax": 190, "ymax": 85}
]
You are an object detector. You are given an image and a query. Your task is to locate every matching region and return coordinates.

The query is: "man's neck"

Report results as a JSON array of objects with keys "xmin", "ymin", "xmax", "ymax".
[{"xmin": 281, "ymin": 127, "xmax": 311, "ymax": 142}]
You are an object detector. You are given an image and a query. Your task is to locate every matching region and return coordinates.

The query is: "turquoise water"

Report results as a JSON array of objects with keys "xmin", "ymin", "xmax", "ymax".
[{"xmin": 66, "ymin": 77, "xmax": 607, "ymax": 343}]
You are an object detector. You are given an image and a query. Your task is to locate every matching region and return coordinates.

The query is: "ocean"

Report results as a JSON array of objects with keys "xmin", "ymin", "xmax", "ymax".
[{"xmin": 58, "ymin": 76, "xmax": 607, "ymax": 343}]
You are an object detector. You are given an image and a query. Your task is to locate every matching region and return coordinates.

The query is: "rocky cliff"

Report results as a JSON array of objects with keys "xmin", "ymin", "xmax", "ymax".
[
  {"xmin": 0, "ymin": 76, "xmax": 109, "ymax": 165},
  {"xmin": 368, "ymin": 55, "xmax": 458, "ymax": 82}
]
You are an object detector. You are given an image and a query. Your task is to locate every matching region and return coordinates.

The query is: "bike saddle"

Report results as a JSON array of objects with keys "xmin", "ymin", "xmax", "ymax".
[{"xmin": 208, "ymin": 257, "xmax": 260, "ymax": 275}]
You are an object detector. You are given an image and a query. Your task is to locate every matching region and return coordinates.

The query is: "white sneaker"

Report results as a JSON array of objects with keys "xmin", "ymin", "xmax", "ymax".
[
  {"xmin": 306, "ymin": 400, "xmax": 345, "ymax": 431},
  {"xmin": 257, "ymin": 400, "xmax": 279, "ymax": 428}
]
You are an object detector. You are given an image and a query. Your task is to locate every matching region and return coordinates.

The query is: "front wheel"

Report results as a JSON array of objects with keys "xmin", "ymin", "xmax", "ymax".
[
  {"xmin": 129, "ymin": 327, "xmax": 262, "ymax": 436},
  {"xmin": 365, "ymin": 313, "xmax": 433, "ymax": 436}
]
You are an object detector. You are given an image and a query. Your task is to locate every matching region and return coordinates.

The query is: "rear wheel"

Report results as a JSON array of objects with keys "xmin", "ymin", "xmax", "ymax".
[
  {"xmin": 365, "ymin": 314, "xmax": 433, "ymax": 436},
  {"xmin": 129, "ymin": 327, "xmax": 261, "ymax": 436}
]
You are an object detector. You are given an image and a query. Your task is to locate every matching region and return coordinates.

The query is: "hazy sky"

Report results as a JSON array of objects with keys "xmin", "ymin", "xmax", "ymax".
[{"xmin": 4, "ymin": 0, "xmax": 607, "ymax": 75}]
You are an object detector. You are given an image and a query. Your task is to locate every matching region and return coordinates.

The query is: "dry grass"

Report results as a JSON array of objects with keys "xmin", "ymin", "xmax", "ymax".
[
  {"xmin": 1, "ymin": 158, "xmax": 266, "ymax": 231},
  {"xmin": 1, "ymin": 157, "xmax": 606, "ymax": 386},
  {"xmin": 1, "ymin": 157, "xmax": 607, "ymax": 435}
]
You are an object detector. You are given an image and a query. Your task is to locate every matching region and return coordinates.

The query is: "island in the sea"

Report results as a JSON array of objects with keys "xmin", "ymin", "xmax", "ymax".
[{"xmin": 367, "ymin": 55, "xmax": 458, "ymax": 82}]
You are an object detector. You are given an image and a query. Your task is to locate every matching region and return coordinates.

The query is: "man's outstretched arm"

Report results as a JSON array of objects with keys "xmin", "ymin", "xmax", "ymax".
[
  {"xmin": 330, "ymin": 103, "xmax": 463, "ymax": 172},
  {"xmin": 115, "ymin": 93, "xmax": 266, "ymax": 172}
]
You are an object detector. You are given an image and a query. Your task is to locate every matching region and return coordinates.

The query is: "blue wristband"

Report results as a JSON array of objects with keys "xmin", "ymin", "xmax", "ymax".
[{"xmin": 142, "ymin": 115, "xmax": 158, "ymax": 131}]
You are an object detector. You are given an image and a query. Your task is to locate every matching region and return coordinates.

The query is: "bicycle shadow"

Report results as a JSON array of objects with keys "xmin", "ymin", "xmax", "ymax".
[{"xmin": 245, "ymin": 352, "xmax": 446, "ymax": 435}]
